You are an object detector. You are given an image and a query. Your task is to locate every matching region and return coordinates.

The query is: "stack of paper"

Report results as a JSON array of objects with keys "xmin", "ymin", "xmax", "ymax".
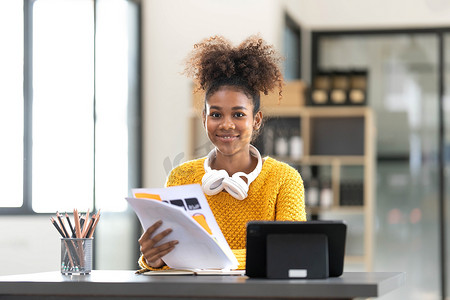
[{"xmin": 126, "ymin": 184, "xmax": 238, "ymax": 270}]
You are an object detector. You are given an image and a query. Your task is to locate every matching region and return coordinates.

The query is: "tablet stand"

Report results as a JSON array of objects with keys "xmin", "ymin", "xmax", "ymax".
[{"xmin": 266, "ymin": 233, "xmax": 329, "ymax": 279}]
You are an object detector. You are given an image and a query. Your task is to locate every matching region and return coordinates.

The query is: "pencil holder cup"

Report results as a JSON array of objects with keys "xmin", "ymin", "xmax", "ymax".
[{"xmin": 61, "ymin": 238, "xmax": 93, "ymax": 275}]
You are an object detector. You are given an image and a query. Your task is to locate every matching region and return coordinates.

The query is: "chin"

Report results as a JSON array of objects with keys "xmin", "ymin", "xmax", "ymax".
[{"xmin": 217, "ymin": 145, "xmax": 248, "ymax": 156}]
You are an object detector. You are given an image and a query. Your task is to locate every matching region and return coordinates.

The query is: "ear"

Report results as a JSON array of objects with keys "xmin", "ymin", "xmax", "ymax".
[
  {"xmin": 253, "ymin": 111, "xmax": 263, "ymax": 131},
  {"xmin": 202, "ymin": 110, "xmax": 206, "ymax": 128}
]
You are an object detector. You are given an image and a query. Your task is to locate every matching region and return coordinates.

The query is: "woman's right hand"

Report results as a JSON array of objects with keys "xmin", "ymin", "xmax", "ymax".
[{"xmin": 138, "ymin": 220, "xmax": 179, "ymax": 268}]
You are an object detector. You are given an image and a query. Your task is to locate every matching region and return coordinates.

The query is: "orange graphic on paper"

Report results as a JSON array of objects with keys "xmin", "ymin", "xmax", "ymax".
[
  {"xmin": 192, "ymin": 214, "xmax": 212, "ymax": 235},
  {"xmin": 135, "ymin": 193, "xmax": 162, "ymax": 201}
]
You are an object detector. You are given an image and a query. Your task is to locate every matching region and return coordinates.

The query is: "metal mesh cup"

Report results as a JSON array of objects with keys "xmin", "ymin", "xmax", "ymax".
[{"xmin": 61, "ymin": 238, "xmax": 93, "ymax": 275}]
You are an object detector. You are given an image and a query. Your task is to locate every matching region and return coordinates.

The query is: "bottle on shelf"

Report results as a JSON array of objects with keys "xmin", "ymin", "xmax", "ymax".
[
  {"xmin": 310, "ymin": 71, "xmax": 331, "ymax": 105},
  {"xmin": 274, "ymin": 128, "xmax": 289, "ymax": 157},
  {"xmin": 289, "ymin": 128, "xmax": 303, "ymax": 160},
  {"xmin": 306, "ymin": 178, "xmax": 320, "ymax": 207},
  {"xmin": 349, "ymin": 70, "xmax": 368, "ymax": 105},
  {"xmin": 330, "ymin": 71, "xmax": 349, "ymax": 105},
  {"xmin": 320, "ymin": 180, "xmax": 333, "ymax": 209}
]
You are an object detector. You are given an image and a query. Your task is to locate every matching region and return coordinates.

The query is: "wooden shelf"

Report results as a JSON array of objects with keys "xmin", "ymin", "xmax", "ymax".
[
  {"xmin": 301, "ymin": 156, "xmax": 365, "ymax": 165},
  {"xmin": 262, "ymin": 107, "xmax": 303, "ymax": 117},
  {"xmin": 269, "ymin": 155, "xmax": 365, "ymax": 166},
  {"xmin": 307, "ymin": 205, "xmax": 364, "ymax": 215}
]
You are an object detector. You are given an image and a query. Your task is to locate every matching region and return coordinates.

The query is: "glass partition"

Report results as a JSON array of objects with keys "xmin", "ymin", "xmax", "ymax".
[{"xmin": 315, "ymin": 32, "xmax": 441, "ymax": 299}]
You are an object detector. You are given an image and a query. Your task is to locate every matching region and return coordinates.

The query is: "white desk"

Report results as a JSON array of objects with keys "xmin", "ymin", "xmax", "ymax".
[{"xmin": 0, "ymin": 270, "xmax": 405, "ymax": 300}]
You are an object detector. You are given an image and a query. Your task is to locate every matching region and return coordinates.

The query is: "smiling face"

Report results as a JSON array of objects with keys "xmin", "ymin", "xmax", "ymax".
[{"xmin": 203, "ymin": 87, "xmax": 262, "ymax": 157}]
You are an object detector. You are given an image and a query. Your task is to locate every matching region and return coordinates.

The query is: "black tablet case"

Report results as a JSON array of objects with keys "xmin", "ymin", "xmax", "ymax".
[{"xmin": 245, "ymin": 221, "xmax": 346, "ymax": 278}]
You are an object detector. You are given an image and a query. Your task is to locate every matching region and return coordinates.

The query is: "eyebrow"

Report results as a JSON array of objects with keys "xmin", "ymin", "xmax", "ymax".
[{"xmin": 209, "ymin": 105, "xmax": 249, "ymax": 111}]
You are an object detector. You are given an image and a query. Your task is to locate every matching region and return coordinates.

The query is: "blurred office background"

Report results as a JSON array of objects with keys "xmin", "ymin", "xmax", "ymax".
[{"xmin": 1, "ymin": 0, "xmax": 450, "ymax": 299}]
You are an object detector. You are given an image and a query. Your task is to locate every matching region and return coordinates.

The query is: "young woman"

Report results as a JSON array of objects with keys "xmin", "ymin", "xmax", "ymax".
[{"xmin": 138, "ymin": 35, "xmax": 306, "ymax": 271}]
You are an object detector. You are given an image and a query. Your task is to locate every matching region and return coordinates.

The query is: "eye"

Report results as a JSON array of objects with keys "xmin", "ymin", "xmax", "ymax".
[
  {"xmin": 234, "ymin": 112, "xmax": 245, "ymax": 118},
  {"xmin": 210, "ymin": 112, "xmax": 221, "ymax": 118}
]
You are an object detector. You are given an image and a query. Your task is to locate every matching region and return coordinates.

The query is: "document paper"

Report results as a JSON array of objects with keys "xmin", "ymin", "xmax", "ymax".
[{"xmin": 127, "ymin": 184, "xmax": 238, "ymax": 270}]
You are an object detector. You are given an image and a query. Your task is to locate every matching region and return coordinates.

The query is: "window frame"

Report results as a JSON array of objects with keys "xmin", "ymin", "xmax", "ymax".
[
  {"xmin": 283, "ymin": 12, "xmax": 302, "ymax": 80},
  {"xmin": 0, "ymin": 0, "xmax": 34, "ymax": 215},
  {"xmin": 0, "ymin": 0, "xmax": 142, "ymax": 215}
]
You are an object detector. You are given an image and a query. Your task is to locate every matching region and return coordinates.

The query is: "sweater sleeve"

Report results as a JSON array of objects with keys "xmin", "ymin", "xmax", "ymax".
[
  {"xmin": 275, "ymin": 166, "xmax": 307, "ymax": 221},
  {"xmin": 136, "ymin": 254, "xmax": 171, "ymax": 273},
  {"xmin": 232, "ymin": 249, "xmax": 246, "ymax": 270}
]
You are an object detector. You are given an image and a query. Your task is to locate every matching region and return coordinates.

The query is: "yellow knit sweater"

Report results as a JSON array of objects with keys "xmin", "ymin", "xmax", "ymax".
[{"xmin": 138, "ymin": 156, "xmax": 306, "ymax": 271}]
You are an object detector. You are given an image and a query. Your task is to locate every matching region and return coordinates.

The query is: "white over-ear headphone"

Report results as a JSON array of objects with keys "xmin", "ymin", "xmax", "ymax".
[{"xmin": 201, "ymin": 145, "xmax": 262, "ymax": 200}]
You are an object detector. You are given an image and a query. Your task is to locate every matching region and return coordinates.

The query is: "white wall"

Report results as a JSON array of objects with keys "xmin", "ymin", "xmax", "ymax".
[
  {"xmin": 296, "ymin": 0, "xmax": 450, "ymax": 29},
  {"xmin": 0, "ymin": 216, "xmax": 60, "ymax": 275}
]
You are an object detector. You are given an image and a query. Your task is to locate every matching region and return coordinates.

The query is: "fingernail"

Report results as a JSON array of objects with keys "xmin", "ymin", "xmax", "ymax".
[
  {"xmin": 157, "ymin": 220, "xmax": 162, "ymax": 225},
  {"xmin": 173, "ymin": 240, "xmax": 179, "ymax": 245}
]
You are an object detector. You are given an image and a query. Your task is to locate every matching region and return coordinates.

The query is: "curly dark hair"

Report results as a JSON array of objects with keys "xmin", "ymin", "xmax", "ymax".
[{"xmin": 184, "ymin": 35, "xmax": 284, "ymax": 115}]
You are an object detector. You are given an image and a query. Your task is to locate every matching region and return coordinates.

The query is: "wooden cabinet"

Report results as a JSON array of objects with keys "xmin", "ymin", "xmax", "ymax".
[{"xmin": 188, "ymin": 81, "xmax": 375, "ymax": 271}]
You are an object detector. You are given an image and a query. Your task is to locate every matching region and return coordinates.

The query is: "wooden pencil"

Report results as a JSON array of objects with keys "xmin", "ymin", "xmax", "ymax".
[
  {"xmin": 88, "ymin": 210, "xmax": 101, "ymax": 238},
  {"xmin": 73, "ymin": 209, "xmax": 82, "ymax": 238},
  {"xmin": 82, "ymin": 217, "xmax": 94, "ymax": 238},
  {"xmin": 50, "ymin": 217, "xmax": 65, "ymax": 237},
  {"xmin": 56, "ymin": 212, "xmax": 69, "ymax": 238},
  {"xmin": 65, "ymin": 212, "xmax": 76, "ymax": 237},
  {"xmin": 81, "ymin": 209, "xmax": 90, "ymax": 236}
]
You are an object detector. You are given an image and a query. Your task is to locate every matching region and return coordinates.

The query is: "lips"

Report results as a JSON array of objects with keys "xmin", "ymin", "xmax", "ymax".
[{"xmin": 216, "ymin": 133, "xmax": 239, "ymax": 142}]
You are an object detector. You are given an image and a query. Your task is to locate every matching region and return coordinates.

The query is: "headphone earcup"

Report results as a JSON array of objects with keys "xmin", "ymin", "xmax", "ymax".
[
  {"xmin": 223, "ymin": 174, "xmax": 249, "ymax": 200},
  {"xmin": 202, "ymin": 169, "xmax": 228, "ymax": 195}
]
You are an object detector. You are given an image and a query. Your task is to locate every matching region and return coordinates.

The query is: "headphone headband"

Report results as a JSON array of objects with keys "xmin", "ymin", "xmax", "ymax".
[{"xmin": 202, "ymin": 145, "xmax": 262, "ymax": 200}]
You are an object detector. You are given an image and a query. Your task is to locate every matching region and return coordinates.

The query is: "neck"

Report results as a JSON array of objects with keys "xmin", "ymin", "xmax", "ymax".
[{"xmin": 211, "ymin": 146, "xmax": 257, "ymax": 176}]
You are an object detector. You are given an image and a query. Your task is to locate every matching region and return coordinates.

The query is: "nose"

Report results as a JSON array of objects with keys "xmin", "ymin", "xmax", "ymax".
[{"xmin": 220, "ymin": 116, "xmax": 235, "ymax": 130}]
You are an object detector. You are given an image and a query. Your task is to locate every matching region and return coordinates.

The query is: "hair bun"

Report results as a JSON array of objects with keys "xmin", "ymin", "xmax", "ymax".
[{"xmin": 184, "ymin": 35, "xmax": 283, "ymax": 98}]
